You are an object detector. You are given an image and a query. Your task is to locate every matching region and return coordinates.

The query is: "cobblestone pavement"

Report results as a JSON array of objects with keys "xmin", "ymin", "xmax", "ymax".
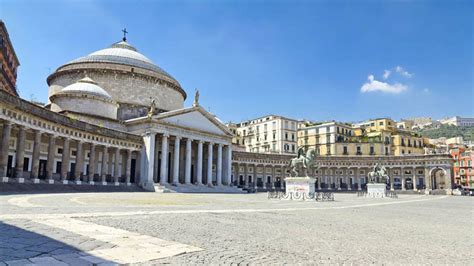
[{"xmin": 0, "ymin": 192, "xmax": 472, "ymax": 265}]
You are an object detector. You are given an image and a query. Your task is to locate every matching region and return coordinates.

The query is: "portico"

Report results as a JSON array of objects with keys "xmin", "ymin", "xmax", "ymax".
[{"xmin": 126, "ymin": 105, "xmax": 234, "ymax": 191}]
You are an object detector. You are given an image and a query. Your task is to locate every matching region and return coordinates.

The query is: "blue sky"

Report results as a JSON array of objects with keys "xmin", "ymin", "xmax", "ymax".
[{"xmin": 1, "ymin": 0, "xmax": 472, "ymax": 123}]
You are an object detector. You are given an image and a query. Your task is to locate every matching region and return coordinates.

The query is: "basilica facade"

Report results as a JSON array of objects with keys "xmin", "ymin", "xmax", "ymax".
[{"xmin": 0, "ymin": 36, "xmax": 235, "ymax": 192}]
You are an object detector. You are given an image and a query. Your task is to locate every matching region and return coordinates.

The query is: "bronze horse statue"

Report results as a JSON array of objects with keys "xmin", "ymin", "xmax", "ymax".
[{"xmin": 288, "ymin": 148, "xmax": 316, "ymax": 177}]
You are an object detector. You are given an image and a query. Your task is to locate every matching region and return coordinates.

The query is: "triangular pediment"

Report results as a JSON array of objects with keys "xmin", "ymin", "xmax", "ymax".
[{"xmin": 153, "ymin": 107, "xmax": 232, "ymax": 136}]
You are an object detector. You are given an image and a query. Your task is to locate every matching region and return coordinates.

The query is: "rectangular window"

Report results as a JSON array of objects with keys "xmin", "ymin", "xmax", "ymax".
[{"xmin": 343, "ymin": 146, "xmax": 348, "ymax": 155}]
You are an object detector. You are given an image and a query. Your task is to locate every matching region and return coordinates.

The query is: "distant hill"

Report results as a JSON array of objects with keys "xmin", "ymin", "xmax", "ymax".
[{"xmin": 417, "ymin": 125, "xmax": 474, "ymax": 141}]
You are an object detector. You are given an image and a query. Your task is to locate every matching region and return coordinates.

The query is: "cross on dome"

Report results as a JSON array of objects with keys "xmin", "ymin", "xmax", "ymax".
[{"xmin": 122, "ymin": 28, "xmax": 128, "ymax": 42}]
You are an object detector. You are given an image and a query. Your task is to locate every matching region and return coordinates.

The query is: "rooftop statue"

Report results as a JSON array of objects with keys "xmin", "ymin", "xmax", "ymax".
[
  {"xmin": 147, "ymin": 98, "xmax": 156, "ymax": 118},
  {"xmin": 193, "ymin": 89, "xmax": 200, "ymax": 107},
  {"xmin": 288, "ymin": 147, "xmax": 316, "ymax": 177},
  {"xmin": 368, "ymin": 163, "xmax": 389, "ymax": 183}
]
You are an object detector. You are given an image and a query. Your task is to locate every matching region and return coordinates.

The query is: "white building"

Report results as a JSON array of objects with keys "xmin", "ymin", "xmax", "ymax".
[
  {"xmin": 439, "ymin": 116, "xmax": 474, "ymax": 127},
  {"xmin": 229, "ymin": 115, "xmax": 298, "ymax": 155}
]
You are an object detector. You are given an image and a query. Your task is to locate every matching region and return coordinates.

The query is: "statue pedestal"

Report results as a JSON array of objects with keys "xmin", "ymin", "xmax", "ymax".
[
  {"xmin": 367, "ymin": 183, "xmax": 386, "ymax": 198},
  {"xmin": 285, "ymin": 177, "xmax": 316, "ymax": 194}
]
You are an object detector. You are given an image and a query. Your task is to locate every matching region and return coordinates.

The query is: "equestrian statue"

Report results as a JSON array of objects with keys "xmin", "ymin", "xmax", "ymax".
[
  {"xmin": 288, "ymin": 147, "xmax": 316, "ymax": 177},
  {"xmin": 367, "ymin": 163, "xmax": 389, "ymax": 184}
]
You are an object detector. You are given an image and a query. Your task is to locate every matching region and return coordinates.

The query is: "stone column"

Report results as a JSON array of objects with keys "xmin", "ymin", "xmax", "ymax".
[
  {"xmin": 172, "ymin": 136, "xmax": 181, "ymax": 185},
  {"xmin": 413, "ymin": 167, "xmax": 417, "ymax": 191},
  {"xmin": 0, "ymin": 122, "xmax": 12, "ymax": 179},
  {"xmin": 46, "ymin": 134, "xmax": 56, "ymax": 183},
  {"xmin": 160, "ymin": 134, "xmax": 169, "ymax": 185},
  {"xmin": 401, "ymin": 167, "xmax": 406, "ymax": 191},
  {"xmin": 113, "ymin": 148, "xmax": 120, "ymax": 185},
  {"xmin": 184, "ymin": 138, "xmax": 192, "ymax": 184},
  {"xmin": 253, "ymin": 164, "xmax": 258, "ymax": 189},
  {"xmin": 357, "ymin": 167, "xmax": 362, "ymax": 190},
  {"xmin": 280, "ymin": 165, "xmax": 285, "ymax": 189},
  {"xmin": 206, "ymin": 142, "xmax": 213, "ymax": 186},
  {"xmin": 31, "ymin": 130, "xmax": 42, "ymax": 182},
  {"xmin": 88, "ymin": 143, "xmax": 96, "ymax": 184},
  {"xmin": 336, "ymin": 169, "xmax": 341, "ymax": 190},
  {"xmin": 262, "ymin": 164, "xmax": 267, "ymax": 189},
  {"xmin": 60, "ymin": 138, "xmax": 70, "ymax": 183},
  {"xmin": 142, "ymin": 132, "xmax": 156, "ymax": 188},
  {"xmin": 216, "ymin": 143, "xmax": 223, "ymax": 186},
  {"xmin": 389, "ymin": 168, "xmax": 395, "ymax": 191},
  {"xmin": 101, "ymin": 146, "xmax": 108, "ymax": 185},
  {"xmin": 14, "ymin": 126, "xmax": 26, "ymax": 181},
  {"xmin": 424, "ymin": 167, "xmax": 431, "ymax": 190},
  {"xmin": 244, "ymin": 163, "xmax": 248, "ymax": 187},
  {"xmin": 225, "ymin": 145, "xmax": 232, "ymax": 185},
  {"xmin": 234, "ymin": 162, "xmax": 240, "ymax": 186},
  {"xmin": 125, "ymin": 149, "xmax": 132, "ymax": 185},
  {"xmin": 196, "ymin": 141, "xmax": 203, "ymax": 185},
  {"xmin": 271, "ymin": 165, "xmax": 276, "ymax": 189},
  {"xmin": 74, "ymin": 141, "xmax": 84, "ymax": 184},
  {"xmin": 222, "ymin": 145, "xmax": 232, "ymax": 186},
  {"xmin": 317, "ymin": 167, "xmax": 322, "ymax": 190}
]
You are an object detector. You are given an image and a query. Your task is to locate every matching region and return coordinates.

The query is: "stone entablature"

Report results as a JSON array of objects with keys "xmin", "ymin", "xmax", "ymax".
[{"xmin": 0, "ymin": 90, "xmax": 141, "ymax": 149}]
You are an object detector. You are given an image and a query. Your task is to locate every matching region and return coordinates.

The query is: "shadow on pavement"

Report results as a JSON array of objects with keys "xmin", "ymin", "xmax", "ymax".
[{"xmin": 0, "ymin": 221, "xmax": 115, "ymax": 265}]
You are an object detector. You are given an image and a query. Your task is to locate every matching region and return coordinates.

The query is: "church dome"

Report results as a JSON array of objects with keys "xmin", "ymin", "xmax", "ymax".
[
  {"xmin": 49, "ymin": 77, "xmax": 118, "ymax": 120},
  {"xmin": 59, "ymin": 76, "xmax": 112, "ymax": 100},
  {"xmin": 65, "ymin": 41, "xmax": 178, "ymax": 83},
  {"xmin": 47, "ymin": 37, "xmax": 187, "ymax": 120}
]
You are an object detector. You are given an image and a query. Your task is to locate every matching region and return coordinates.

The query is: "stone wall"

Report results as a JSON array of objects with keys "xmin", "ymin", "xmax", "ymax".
[
  {"xmin": 51, "ymin": 95, "xmax": 117, "ymax": 120},
  {"xmin": 48, "ymin": 65, "xmax": 185, "ymax": 118}
]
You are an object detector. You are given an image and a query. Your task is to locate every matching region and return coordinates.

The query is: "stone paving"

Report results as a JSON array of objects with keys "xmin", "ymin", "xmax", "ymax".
[{"xmin": 0, "ymin": 191, "xmax": 472, "ymax": 265}]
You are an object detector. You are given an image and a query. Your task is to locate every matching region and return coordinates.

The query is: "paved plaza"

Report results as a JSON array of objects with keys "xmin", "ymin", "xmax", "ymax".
[{"xmin": 0, "ymin": 191, "xmax": 472, "ymax": 265}]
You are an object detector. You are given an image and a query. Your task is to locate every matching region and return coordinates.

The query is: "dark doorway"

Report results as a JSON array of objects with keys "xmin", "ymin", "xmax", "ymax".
[
  {"xmin": 7, "ymin": 155, "xmax": 13, "ymax": 177},
  {"xmin": 70, "ymin": 163, "xmax": 76, "ymax": 179},
  {"xmin": 22, "ymin": 157, "xmax": 29, "ymax": 172},
  {"xmin": 56, "ymin": 161, "xmax": 62, "ymax": 174},
  {"xmin": 38, "ymin": 159, "xmax": 47, "ymax": 179},
  {"xmin": 131, "ymin": 159, "xmax": 136, "ymax": 183},
  {"xmin": 190, "ymin": 164, "xmax": 195, "ymax": 183}
]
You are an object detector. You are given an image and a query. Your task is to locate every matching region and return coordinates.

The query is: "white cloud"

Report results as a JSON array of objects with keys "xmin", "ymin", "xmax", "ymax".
[
  {"xmin": 360, "ymin": 74, "xmax": 407, "ymax": 94},
  {"xmin": 395, "ymin": 66, "xmax": 413, "ymax": 78},
  {"xmin": 423, "ymin": 88, "xmax": 430, "ymax": 93},
  {"xmin": 383, "ymin": 70, "xmax": 391, "ymax": 80}
]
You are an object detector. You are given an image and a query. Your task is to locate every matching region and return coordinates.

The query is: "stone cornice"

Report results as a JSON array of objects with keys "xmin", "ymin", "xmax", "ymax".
[
  {"xmin": 232, "ymin": 151, "xmax": 453, "ymax": 168},
  {"xmin": 0, "ymin": 89, "xmax": 141, "ymax": 143}
]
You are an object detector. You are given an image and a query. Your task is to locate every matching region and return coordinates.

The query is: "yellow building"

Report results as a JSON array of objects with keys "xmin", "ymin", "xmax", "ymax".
[{"xmin": 298, "ymin": 118, "xmax": 428, "ymax": 156}]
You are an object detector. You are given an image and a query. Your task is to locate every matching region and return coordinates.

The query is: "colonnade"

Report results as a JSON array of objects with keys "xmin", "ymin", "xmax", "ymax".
[
  {"xmin": 230, "ymin": 163, "xmax": 431, "ymax": 191},
  {"xmin": 0, "ymin": 120, "xmax": 138, "ymax": 185},
  {"xmin": 142, "ymin": 132, "xmax": 233, "ymax": 187}
]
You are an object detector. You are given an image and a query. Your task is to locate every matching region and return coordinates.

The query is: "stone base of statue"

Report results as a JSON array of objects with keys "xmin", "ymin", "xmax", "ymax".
[
  {"xmin": 285, "ymin": 177, "xmax": 316, "ymax": 195},
  {"xmin": 367, "ymin": 183, "xmax": 386, "ymax": 198}
]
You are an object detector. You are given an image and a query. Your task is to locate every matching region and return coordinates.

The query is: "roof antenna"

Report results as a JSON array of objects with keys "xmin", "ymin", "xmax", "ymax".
[{"xmin": 122, "ymin": 28, "xmax": 128, "ymax": 42}]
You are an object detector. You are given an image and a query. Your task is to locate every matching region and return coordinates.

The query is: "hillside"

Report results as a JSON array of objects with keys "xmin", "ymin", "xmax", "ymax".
[{"xmin": 417, "ymin": 125, "xmax": 474, "ymax": 141}]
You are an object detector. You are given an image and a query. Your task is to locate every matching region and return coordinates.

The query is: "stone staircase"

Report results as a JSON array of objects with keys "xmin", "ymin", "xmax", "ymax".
[{"xmin": 152, "ymin": 184, "xmax": 246, "ymax": 193}]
